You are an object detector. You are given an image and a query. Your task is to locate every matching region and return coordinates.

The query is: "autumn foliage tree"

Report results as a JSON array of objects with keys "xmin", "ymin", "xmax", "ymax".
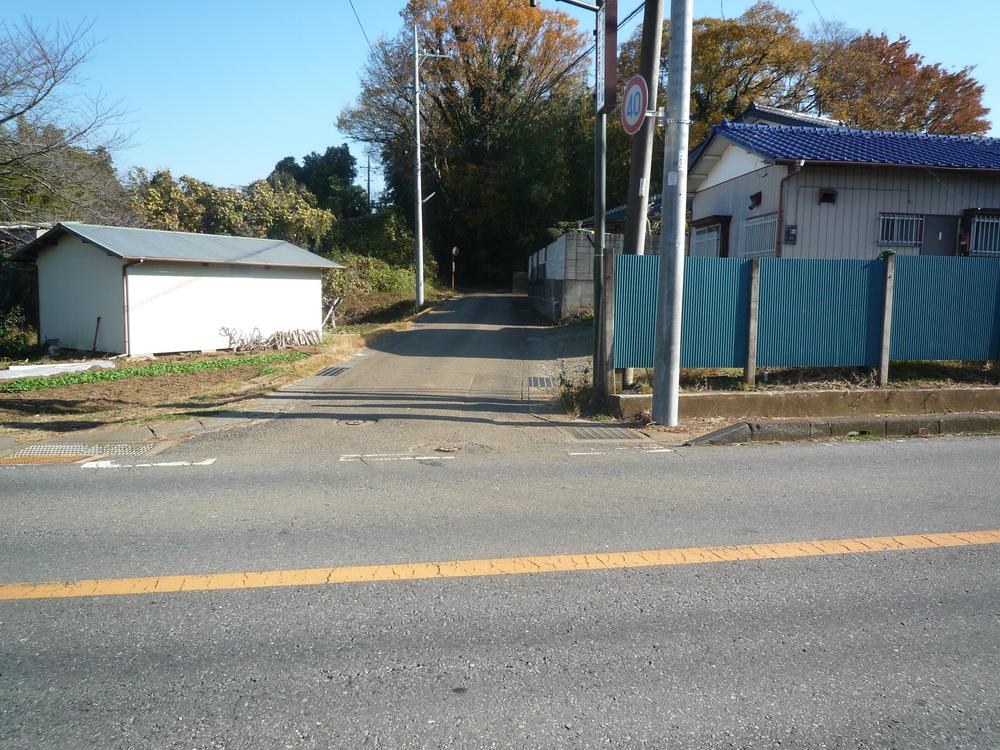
[
  {"xmin": 813, "ymin": 33, "xmax": 990, "ymax": 134},
  {"xmin": 616, "ymin": 2, "xmax": 991, "ymax": 150},
  {"xmin": 339, "ymin": 0, "xmax": 593, "ymax": 281}
]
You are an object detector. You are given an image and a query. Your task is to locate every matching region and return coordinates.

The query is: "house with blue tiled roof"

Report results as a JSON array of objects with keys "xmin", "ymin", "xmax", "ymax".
[{"xmin": 688, "ymin": 121, "xmax": 1000, "ymax": 260}]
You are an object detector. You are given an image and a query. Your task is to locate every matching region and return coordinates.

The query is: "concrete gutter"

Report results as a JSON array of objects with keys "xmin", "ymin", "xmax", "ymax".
[
  {"xmin": 686, "ymin": 412, "xmax": 1000, "ymax": 446},
  {"xmin": 612, "ymin": 387, "xmax": 1000, "ymax": 420}
]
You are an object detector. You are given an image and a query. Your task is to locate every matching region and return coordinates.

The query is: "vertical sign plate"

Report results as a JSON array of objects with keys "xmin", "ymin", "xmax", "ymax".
[{"xmin": 595, "ymin": 0, "xmax": 618, "ymax": 114}]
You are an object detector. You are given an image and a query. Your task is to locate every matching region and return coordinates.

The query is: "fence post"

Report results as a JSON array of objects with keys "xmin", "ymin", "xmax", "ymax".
[
  {"xmin": 744, "ymin": 258, "xmax": 760, "ymax": 387},
  {"xmin": 879, "ymin": 254, "xmax": 896, "ymax": 387}
]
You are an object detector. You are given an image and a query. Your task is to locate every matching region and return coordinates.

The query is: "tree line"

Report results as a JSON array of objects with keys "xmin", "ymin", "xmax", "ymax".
[{"xmin": 1, "ymin": 4, "xmax": 991, "ymax": 286}]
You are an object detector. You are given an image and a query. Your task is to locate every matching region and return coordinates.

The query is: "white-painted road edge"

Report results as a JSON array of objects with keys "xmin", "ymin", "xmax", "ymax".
[
  {"xmin": 81, "ymin": 458, "xmax": 217, "ymax": 469},
  {"xmin": 338, "ymin": 453, "xmax": 457, "ymax": 462}
]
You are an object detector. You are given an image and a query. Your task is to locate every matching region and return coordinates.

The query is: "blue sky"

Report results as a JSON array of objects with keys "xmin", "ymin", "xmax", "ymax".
[{"xmin": 6, "ymin": 1, "xmax": 998, "ymax": 190}]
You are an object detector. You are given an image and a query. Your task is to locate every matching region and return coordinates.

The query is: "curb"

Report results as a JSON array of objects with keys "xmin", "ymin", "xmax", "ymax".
[{"xmin": 685, "ymin": 412, "xmax": 1000, "ymax": 446}]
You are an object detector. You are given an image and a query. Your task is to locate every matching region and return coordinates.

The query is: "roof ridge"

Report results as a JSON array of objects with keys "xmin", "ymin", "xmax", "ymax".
[
  {"xmin": 62, "ymin": 222, "xmax": 294, "ymax": 244},
  {"xmin": 719, "ymin": 121, "xmax": 1000, "ymax": 143}
]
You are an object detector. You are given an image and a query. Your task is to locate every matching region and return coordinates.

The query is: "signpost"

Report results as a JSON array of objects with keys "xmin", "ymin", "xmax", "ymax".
[
  {"xmin": 451, "ymin": 246, "xmax": 459, "ymax": 291},
  {"xmin": 621, "ymin": 74, "xmax": 649, "ymax": 136},
  {"xmin": 594, "ymin": 0, "xmax": 617, "ymax": 115}
]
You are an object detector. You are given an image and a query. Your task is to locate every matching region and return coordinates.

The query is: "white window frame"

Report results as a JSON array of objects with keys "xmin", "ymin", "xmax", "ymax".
[
  {"xmin": 740, "ymin": 214, "xmax": 777, "ymax": 258},
  {"xmin": 691, "ymin": 224, "xmax": 722, "ymax": 256},
  {"xmin": 878, "ymin": 213, "xmax": 924, "ymax": 247}
]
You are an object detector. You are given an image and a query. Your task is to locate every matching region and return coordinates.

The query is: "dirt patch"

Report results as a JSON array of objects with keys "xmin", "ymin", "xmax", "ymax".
[{"xmin": 0, "ymin": 332, "xmax": 383, "ymax": 440}]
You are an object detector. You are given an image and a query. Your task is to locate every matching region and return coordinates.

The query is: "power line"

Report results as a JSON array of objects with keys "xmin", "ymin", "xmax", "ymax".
[
  {"xmin": 347, "ymin": 0, "xmax": 375, "ymax": 55},
  {"xmin": 536, "ymin": 1, "xmax": 645, "ymax": 99}
]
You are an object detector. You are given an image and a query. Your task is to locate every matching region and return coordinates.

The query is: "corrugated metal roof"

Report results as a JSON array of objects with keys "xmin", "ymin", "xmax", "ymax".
[
  {"xmin": 17, "ymin": 222, "xmax": 344, "ymax": 269},
  {"xmin": 713, "ymin": 122, "xmax": 1000, "ymax": 170}
]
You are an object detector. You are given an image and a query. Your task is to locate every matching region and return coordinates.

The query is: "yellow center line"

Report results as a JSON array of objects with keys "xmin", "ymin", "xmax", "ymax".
[{"xmin": 1, "ymin": 529, "xmax": 998, "ymax": 602}]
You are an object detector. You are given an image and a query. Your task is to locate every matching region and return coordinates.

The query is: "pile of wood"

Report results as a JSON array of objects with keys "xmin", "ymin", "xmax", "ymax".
[{"xmin": 219, "ymin": 327, "xmax": 322, "ymax": 352}]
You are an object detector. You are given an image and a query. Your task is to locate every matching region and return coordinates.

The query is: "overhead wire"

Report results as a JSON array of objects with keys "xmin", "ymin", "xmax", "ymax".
[{"xmin": 347, "ymin": 0, "xmax": 375, "ymax": 55}]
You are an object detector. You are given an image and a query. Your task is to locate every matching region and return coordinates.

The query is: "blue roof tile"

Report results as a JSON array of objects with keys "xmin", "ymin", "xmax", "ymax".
[{"xmin": 713, "ymin": 121, "xmax": 1000, "ymax": 170}]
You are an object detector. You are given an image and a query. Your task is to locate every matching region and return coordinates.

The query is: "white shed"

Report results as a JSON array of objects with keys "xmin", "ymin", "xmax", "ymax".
[{"xmin": 16, "ymin": 223, "xmax": 343, "ymax": 355}]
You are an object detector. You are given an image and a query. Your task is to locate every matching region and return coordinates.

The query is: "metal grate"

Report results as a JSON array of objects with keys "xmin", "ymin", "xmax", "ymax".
[
  {"xmin": 740, "ymin": 214, "xmax": 777, "ymax": 258},
  {"xmin": 316, "ymin": 367, "xmax": 348, "ymax": 377},
  {"xmin": 527, "ymin": 376, "xmax": 555, "ymax": 390},
  {"xmin": 878, "ymin": 213, "xmax": 923, "ymax": 247},
  {"xmin": 567, "ymin": 426, "xmax": 642, "ymax": 441},
  {"xmin": 970, "ymin": 216, "xmax": 1000, "ymax": 257},
  {"xmin": 8, "ymin": 442, "xmax": 154, "ymax": 457}
]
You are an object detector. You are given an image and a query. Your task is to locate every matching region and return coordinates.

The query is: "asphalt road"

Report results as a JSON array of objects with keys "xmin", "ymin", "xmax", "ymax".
[{"xmin": 1, "ymin": 294, "xmax": 998, "ymax": 748}]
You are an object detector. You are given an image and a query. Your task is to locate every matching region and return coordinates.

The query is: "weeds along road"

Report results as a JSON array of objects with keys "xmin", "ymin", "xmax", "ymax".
[{"xmin": 2, "ymin": 431, "xmax": 999, "ymax": 747}]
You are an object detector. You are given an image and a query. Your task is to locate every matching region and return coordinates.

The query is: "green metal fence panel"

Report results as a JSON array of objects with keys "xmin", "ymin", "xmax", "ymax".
[
  {"xmin": 613, "ymin": 255, "xmax": 659, "ymax": 369},
  {"xmin": 756, "ymin": 259, "xmax": 884, "ymax": 368},
  {"xmin": 680, "ymin": 257, "xmax": 751, "ymax": 368},
  {"xmin": 613, "ymin": 256, "xmax": 750, "ymax": 369},
  {"xmin": 891, "ymin": 256, "xmax": 1000, "ymax": 361}
]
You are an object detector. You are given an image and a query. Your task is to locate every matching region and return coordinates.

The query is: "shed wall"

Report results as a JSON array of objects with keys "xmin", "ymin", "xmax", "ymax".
[
  {"xmin": 781, "ymin": 166, "xmax": 1000, "ymax": 259},
  {"xmin": 35, "ymin": 235, "xmax": 126, "ymax": 353},
  {"xmin": 126, "ymin": 262, "xmax": 323, "ymax": 354},
  {"xmin": 691, "ymin": 165, "xmax": 788, "ymax": 257}
]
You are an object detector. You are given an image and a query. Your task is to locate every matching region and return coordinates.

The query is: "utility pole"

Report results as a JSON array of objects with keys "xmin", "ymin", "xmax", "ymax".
[
  {"xmin": 529, "ymin": 0, "xmax": 615, "ymax": 398},
  {"xmin": 413, "ymin": 24, "xmax": 425, "ymax": 310},
  {"xmin": 620, "ymin": 0, "xmax": 665, "ymax": 389},
  {"xmin": 651, "ymin": 0, "xmax": 693, "ymax": 426},
  {"xmin": 412, "ymin": 26, "xmax": 449, "ymax": 311},
  {"xmin": 366, "ymin": 146, "xmax": 372, "ymax": 208}
]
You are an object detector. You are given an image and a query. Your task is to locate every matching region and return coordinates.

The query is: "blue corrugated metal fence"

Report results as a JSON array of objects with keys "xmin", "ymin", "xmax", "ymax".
[{"xmin": 614, "ymin": 255, "xmax": 1000, "ymax": 369}]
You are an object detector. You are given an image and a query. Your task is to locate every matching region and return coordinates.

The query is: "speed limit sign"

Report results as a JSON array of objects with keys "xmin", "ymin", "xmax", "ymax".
[{"xmin": 621, "ymin": 75, "xmax": 649, "ymax": 136}]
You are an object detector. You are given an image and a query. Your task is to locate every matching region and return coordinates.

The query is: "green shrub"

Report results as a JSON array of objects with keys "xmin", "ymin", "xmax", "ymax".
[{"xmin": 0, "ymin": 305, "xmax": 36, "ymax": 361}]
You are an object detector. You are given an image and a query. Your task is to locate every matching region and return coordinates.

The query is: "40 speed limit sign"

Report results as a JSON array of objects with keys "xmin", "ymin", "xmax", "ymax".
[{"xmin": 621, "ymin": 74, "xmax": 649, "ymax": 136}]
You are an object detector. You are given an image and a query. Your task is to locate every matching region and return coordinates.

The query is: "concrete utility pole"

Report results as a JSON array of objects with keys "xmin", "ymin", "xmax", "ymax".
[
  {"xmin": 620, "ymin": 0, "xmax": 665, "ymax": 389},
  {"xmin": 651, "ymin": 0, "xmax": 693, "ymax": 426},
  {"xmin": 413, "ymin": 24, "xmax": 425, "ymax": 310},
  {"xmin": 412, "ymin": 26, "xmax": 449, "ymax": 311}
]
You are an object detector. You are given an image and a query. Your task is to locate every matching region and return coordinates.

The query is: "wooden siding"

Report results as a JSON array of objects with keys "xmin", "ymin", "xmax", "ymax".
[{"xmin": 782, "ymin": 166, "xmax": 1000, "ymax": 260}]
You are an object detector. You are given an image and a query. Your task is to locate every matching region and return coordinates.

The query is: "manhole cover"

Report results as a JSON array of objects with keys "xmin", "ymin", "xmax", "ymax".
[
  {"xmin": 7, "ymin": 442, "xmax": 154, "ymax": 457},
  {"xmin": 567, "ymin": 426, "xmax": 643, "ymax": 441},
  {"xmin": 436, "ymin": 446, "xmax": 460, "ymax": 453},
  {"xmin": 0, "ymin": 454, "xmax": 92, "ymax": 465},
  {"xmin": 317, "ymin": 367, "xmax": 348, "ymax": 377},
  {"xmin": 527, "ymin": 376, "xmax": 555, "ymax": 390}
]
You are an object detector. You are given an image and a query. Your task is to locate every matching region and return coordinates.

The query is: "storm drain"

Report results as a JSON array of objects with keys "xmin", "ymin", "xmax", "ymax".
[
  {"xmin": 527, "ymin": 376, "xmax": 555, "ymax": 390},
  {"xmin": 7, "ymin": 442, "xmax": 154, "ymax": 458},
  {"xmin": 316, "ymin": 367, "xmax": 348, "ymax": 377},
  {"xmin": 567, "ymin": 426, "xmax": 643, "ymax": 441}
]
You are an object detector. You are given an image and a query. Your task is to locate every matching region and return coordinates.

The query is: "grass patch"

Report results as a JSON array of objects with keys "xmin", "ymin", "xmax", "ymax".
[{"xmin": 0, "ymin": 352, "xmax": 308, "ymax": 393}]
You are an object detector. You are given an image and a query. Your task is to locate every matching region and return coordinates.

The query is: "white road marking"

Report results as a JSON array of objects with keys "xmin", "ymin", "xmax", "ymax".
[
  {"xmin": 81, "ymin": 458, "xmax": 217, "ymax": 470},
  {"xmin": 338, "ymin": 453, "xmax": 456, "ymax": 462},
  {"xmin": 568, "ymin": 447, "xmax": 674, "ymax": 457}
]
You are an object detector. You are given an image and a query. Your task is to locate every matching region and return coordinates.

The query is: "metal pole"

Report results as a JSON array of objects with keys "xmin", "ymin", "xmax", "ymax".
[
  {"xmin": 592, "ymin": 25, "xmax": 606, "ymax": 395},
  {"xmin": 622, "ymin": 0, "xmax": 665, "ymax": 257},
  {"xmin": 651, "ymin": 0, "xmax": 693, "ymax": 426},
  {"xmin": 620, "ymin": 0, "xmax": 665, "ymax": 389},
  {"xmin": 413, "ymin": 24, "xmax": 425, "ymax": 310}
]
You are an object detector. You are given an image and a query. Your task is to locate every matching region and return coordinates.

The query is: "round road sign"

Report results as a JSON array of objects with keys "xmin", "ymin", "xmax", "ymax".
[{"xmin": 621, "ymin": 75, "xmax": 649, "ymax": 136}]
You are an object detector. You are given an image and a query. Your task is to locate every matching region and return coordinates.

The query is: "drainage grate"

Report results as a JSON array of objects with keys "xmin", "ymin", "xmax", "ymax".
[
  {"xmin": 316, "ymin": 367, "xmax": 348, "ymax": 377},
  {"xmin": 527, "ymin": 376, "xmax": 555, "ymax": 390},
  {"xmin": 8, "ymin": 442, "xmax": 154, "ymax": 457},
  {"xmin": 567, "ymin": 426, "xmax": 643, "ymax": 441}
]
